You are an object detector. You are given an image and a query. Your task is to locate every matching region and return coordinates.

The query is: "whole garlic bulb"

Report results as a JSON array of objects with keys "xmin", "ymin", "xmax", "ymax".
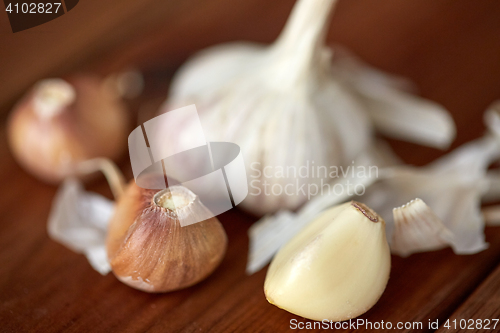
[
  {"xmin": 106, "ymin": 181, "xmax": 227, "ymax": 292},
  {"xmin": 264, "ymin": 201, "xmax": 390, "ymax": 322},
  {"xmin": 163, "ymin": 0, "xmax": 454, "ymax": 215},
  {"xmin": 7, "ymin": 76, "xmax": 129, "ymax": 183}
]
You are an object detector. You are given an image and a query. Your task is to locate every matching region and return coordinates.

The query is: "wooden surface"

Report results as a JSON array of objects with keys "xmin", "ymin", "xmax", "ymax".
[{"xmin": 2, "ymin": 0, "xmax": 500, "ymax": 332}]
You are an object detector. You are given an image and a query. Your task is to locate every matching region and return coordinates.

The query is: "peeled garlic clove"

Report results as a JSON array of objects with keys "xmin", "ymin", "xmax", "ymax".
[
  {"xmin": 246, "ymin": 170, "xmax": 377, "ymax": 274},
  {"xmin": 264, "ymin": 201, "xmax": 390, "ymax": 322},
  {"xmin": 107, "ymin": 182, "xmax": 227, "ymax": 292},
  {"xmin": 391, "ymin": 198, "xmax": 455, "ymax": 257},
  {"xmin": 7, "ymin": 76, "xmax": 128, "ymax": 183}
]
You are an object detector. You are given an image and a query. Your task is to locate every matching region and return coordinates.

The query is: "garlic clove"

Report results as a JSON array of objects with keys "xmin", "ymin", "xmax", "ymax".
[
  {"xmin": 47, "ymin": 178, "xmax": 114, "ymax": 275},
  {"xmin": 391, "ymin": 198, "xmax": 455, "ymax": 257},
  {"xmin": 107, "ymin": 181, "xmax": 227, "ymax": 292},
  {"xmin": 7, "ymin": 75, "xmax": 129, "ymax": 183},
  {"xmin": 264, "ymin": 201, "xmax": 390, "ymax": 322},
  {"xmin": 246, "ymin": 167, "xmax": 377, "ymax": 274}
]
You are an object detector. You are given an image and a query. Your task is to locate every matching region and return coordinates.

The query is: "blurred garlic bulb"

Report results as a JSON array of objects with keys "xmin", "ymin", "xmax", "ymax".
[
  {"xmin": 247, "ymin": 102, "xmax": 500, "ymax": 273},
  {"xmin": 7, "ymin": 76, "xmax": 129, "ymax": 183},
  {"xmin": 163, "ymin": 0, "xmax": 455, "ymax": 215}
]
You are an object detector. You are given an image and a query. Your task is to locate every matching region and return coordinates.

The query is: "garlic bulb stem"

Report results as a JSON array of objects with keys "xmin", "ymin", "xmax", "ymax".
[
  {"xmin": 275, "ymin": 0, "xmax": 336, "ymax": 54},
  {"xmin": 154, "ymin": 188, "xmax": 190, "ymax": 211},
  {"xmin": 76, "ymin": 158, "xmax": 126, "ymax": 199},
  {"xmin": 270, "ymin": 0, "xmax": 337, "ymax": 83},
  {"xmin": 32, "ymin": 79, "xmax": 76, "ymax": 119}
]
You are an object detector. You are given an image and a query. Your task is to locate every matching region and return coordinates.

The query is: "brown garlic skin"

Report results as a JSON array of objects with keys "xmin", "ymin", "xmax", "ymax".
[
  {"xmin": 7, "ymin": 75, "xmax": 128, "ymax": 183},
  {"xmin": 107, "ymin": 181, "xmax": 228, "ymax": 292}
]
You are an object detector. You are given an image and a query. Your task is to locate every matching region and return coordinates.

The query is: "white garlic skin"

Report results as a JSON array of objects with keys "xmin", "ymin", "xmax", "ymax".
[{"xmin": 264, "ymin": 201, "xmax": 390, "ymax": 322}]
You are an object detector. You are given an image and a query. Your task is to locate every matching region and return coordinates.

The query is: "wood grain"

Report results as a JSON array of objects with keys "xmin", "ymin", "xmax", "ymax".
[
  {"xmin": 1, "ymin": 0, "xmax": 500, "ymax": 332},
  {"xmin": 436, "ymin": 264, "xmax": 500, "ymax": 333}
]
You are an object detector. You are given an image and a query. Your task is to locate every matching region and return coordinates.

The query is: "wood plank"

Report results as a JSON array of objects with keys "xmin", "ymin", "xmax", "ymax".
[
  {"xmin": 2, "ymin": 1, "xmax": 500, "ymax": 332},
  {"xmin": 0, "ymin": 0, "xmax": 295, "ymax": 114},
  {"xmin": 1, "ymin": 153, "xmax": 500, "ymax": 332},
  {"xmin": 0, "ymin": 121, "xmax": 500, "ymax": 332},
  {"xmin": 436, "ymin": 264, "xmax": 500, "ymax": 333}
]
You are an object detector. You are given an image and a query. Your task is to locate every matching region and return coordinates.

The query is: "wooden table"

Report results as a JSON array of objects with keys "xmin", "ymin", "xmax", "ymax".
[{"xmin": 1, "ymin": 1, "xmax": 500, "ymax": 332}]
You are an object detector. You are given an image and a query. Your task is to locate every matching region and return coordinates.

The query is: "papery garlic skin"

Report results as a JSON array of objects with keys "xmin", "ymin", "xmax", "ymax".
[
  {"xmin": 7, "ymin": 76, "xmax": 128, "ymax": 183},
  {"xmin": 391, "ymin": 198, "xmax": 455, "ymax": 257},
  {"xmin": 47, "ymin": 178, "xmax": 114, "ymax": 275},
  {"xmin": 107, "ymin": 182, "xmax": 227, "ymax": 293},
  {"xmin": 264, "ymin": 201, "xmax": 390, "ymax": 322},
  {"xmin": 163, "ymin": 0, "xmax": 454, "ymax": 215}
]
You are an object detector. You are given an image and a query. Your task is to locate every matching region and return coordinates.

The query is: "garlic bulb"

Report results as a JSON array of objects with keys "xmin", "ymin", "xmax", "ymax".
[
  {"xmin": 107, "ymin": 181, "xmax": 227, "ymax": 292},
  {"xmin": 47, "ymin": 158, "xmax": 227, "ymax": 292},
  {"xmin": 7, "ymin": 76, "xmax": 128, "ymax": 183},
  {"xmin": 163, "ymin": 0, "xmax": 455, "ymax": 215},
  {"xmin": 247, "ymin": 101, "xmax": 500, "ymax": 273},
  {"xmin": 264, "ymin": 201, "xmax": 390, "ymax": 322}
]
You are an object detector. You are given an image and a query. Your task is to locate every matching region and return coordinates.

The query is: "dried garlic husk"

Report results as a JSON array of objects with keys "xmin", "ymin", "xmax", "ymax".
[
  {"xmin": 48, "ymin": 178, "xmax": 114, "ymax": 274},
  {"xmin": 265, "ymin": 201, "xmax": 390, "ymax": 322},
  {"xmin": 162, "ymin": 0, "xmax": 454, "ymax": 215},
  {"xmin": 391, "ymin": 199, "xmax": 455, "ymax": 257},
  {"xmin": 247, "ymin": 102, "xmax": 500, "ymax": 273}
]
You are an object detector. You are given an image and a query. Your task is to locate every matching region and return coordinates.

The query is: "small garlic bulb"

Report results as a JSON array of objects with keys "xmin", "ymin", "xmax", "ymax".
[
  {"xmin": 163, "ymin": 0, "xmax": 454, "ymax": 215},
  {"xmin": 264, "ymin": 201, "xmax": 390, "ymax": 322},
  {"xmin": 7, "ymin": 76, "xmax": 128, "ymax": 183},
  {"xmin": 106, "ymin": 181, "xmax": 227, "ymax": 292}
]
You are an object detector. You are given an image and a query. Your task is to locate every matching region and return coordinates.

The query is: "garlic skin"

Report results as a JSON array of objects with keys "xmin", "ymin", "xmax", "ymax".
[
  {"xmin": 163, "ymin": 0, "xmax": 455, "ymax": 215},
  {"xmin": 391, "ymin": 198, "xmax": 455, "ymax": 257},
  {"xmin": 264, "ymin": 201, "xmax": 390, "ymax": 322},
  {"xmin": 7, "ymin": 76, "xmax": 128, "ymax": 183},
  {"xmin": 106, "ymin": 181, "xmax": 227, "ymax": 292},
  {"xmin": 47, "ymin": 178, "xmax": 114, "ymax": 275}
]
